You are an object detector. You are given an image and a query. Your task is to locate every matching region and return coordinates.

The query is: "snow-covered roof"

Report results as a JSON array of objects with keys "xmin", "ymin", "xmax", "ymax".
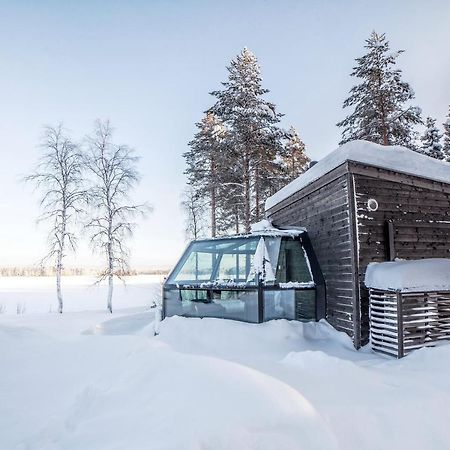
[
  {"xmin": 195, "ymin": 220, "xmax": 304, "ymax": 242},
  {"xmin": 266, "ymin": 140, "xmax": 450, "ymax": 210},
  {"xmin": 364, "ymin": 258, "xmax": 450, "ymax": 292}
]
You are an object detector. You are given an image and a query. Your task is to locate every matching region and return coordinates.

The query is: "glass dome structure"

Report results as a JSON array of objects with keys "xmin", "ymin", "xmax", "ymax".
[{"xmin": 162, "ymin": 228, "xmax": 326, "ymax": 324}]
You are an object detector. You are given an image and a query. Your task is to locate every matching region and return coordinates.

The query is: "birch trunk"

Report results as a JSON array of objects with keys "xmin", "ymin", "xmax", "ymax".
[
  {"xmin": 56, "ymin": 249, "xmax": 63, "ymax": 314},
  {"xmin": 107, "ymin": 270, "xmax": 113, "ymax": 313},
  {"xmin": 107, "ymin": 231, "xmax": 114, "ymax": 313},
  {"xmin": 56, "ymin": 209, "xmax": 66, "ymax": 314}
]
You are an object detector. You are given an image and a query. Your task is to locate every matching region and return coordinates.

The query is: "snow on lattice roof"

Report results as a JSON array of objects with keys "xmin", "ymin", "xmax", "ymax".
[
  {"xmin": 364, "ymin": 258, "xmax": 450, "ymax": 292},
  {"xmin": 194, "ymin": 220, "xmax": 304, "ymax": 243},
  {"xmin": 266, "ymin": 140, "xmax": 450, "ymax": 211}
]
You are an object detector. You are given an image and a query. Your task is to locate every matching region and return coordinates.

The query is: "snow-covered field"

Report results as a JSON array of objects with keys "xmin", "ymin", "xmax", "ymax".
[
  {"xmin": 0, "ymin": 275, "xmax": 164, "ymax": 315},
  {"xmin": 2, "ymin": 280, "xmax": 450, "ymax": 449}
]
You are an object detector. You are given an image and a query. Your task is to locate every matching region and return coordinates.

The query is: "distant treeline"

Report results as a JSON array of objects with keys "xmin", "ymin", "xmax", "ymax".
[{"xmin": 0, "ymin": 267, "xmax": 169, "ymax": 277}]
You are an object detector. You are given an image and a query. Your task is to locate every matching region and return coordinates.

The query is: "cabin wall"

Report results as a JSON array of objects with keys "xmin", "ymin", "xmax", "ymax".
[
  {"xmin": 351, "ymin": 163, "xmax": 450, "ymax": 345},
  {"xmin": 266, "ymin": 165, "xmax": 360, "ymax": 342}
]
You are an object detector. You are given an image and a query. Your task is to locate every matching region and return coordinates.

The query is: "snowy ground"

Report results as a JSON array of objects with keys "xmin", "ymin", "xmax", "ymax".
[
  {"xmin": 2, "ymin": 280, "xmax": 450, "ymax": 449},
  {"xmin": 0, "ymin": 275, "xmax": 163, "ymax": 315}
]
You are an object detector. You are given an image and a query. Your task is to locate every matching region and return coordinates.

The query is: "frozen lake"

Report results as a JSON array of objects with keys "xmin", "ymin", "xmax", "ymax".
[{"xmin": 0, "ymin": 275, "xmax": 164, "ymax": 314}]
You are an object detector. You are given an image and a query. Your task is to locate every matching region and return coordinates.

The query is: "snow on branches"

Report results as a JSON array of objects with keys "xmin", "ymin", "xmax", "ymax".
[
  {"xmin": 337, "ymin": 31, "xmax": 422, "ymax": 149},
  {"xmin": 84, "ymin": 120, "xmax": 151, "ymax": 313},
  {"xmin": 25, "ymin": 125, "xmax": 85, "ymax": 313},
  {"xmin": 185, "ymin": 48, "xmax": 309, "ymax": 237}
]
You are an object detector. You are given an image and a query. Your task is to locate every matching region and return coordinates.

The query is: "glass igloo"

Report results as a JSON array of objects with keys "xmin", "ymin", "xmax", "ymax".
[{"xmin": 162, "ymin": 226, "xmax": 326, "ymax": 324}]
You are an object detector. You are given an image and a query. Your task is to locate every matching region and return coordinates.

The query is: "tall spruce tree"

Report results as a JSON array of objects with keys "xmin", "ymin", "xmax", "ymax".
[
  {"xmin": 443, "ymin": 107, "xmax": 450, "ymax": 162},
  {"xmin": 337, "ymin": 31, "xmax": 422, "ymax": 148},
  {"xmin": 184, "ymin": 112, "xmax": 227, "ymax": 237},
  {"xmin": 280, "ymin": 126, "xmax": 310, "ymax": 183},
  {"xmin": 421, "ymin": 117, "xmax": 444, "ymax": 159},
  {"xmin": 210, "ymin": 48, "xmax": 285, "ymax": 232}
]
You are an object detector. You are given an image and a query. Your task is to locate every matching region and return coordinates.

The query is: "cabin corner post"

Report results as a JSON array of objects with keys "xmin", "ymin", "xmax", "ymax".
[{"xmin": 347, "ymin": 173, "xmax": 362, "ymax": 348}]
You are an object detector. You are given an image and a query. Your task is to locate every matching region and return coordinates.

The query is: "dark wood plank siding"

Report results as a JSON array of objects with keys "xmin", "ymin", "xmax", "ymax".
[
  {"xmin": 351, "ymin": 164, "xmax": 450, "ymax": 345},
  {"xmin": 266, "ymin": 167, "xmax": 357, "ymax": 339}
]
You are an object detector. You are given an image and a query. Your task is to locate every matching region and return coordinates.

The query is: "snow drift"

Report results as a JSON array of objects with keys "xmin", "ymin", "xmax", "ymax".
[{"xmin": 3, "ymin": 310, "xmax": 450, "ymax": 449}]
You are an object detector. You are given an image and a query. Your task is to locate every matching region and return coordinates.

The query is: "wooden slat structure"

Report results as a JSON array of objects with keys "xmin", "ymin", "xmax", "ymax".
[
  {"xmin": 266, "ymin": 149, "xmax": 450, "ymax": 348},
  {"xmin": 369, "ymin": 288, "xmax": 450, "ymax": 358}
]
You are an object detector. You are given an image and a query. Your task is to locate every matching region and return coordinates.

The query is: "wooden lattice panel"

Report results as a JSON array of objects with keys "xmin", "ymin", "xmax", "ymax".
[{"xmin": 369, "ymin": 289, "xmax": 450, "ymax": 358}]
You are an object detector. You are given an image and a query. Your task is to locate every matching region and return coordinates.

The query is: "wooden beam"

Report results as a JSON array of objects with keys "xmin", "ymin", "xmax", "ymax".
[{"xmin": 347, "ymin": 173, "xmax": 362, "ymax": 348}]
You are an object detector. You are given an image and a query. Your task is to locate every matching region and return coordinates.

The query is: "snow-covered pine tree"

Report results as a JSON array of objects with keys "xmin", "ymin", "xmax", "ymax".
[
  {"xmin": 210, "ymin": 48, "xmax": 285, "ymax": 231},
  {"xmin": 280, "ymin": 126, "xmax": 310, "ymax": 183},
  {"xmin": 184, "ymin": 112, "xmax": 228, "ymax": 237},
  {"xmin": 421, "ymin": 116, "xmax": 444, "ymax": 159},
  {"xmin": 443, "ymin": 107, "xmax": 450, "ymax": 162},
  {"xmin": 337, "ymin": 31, "xmax": 422, "ymax": 149}
]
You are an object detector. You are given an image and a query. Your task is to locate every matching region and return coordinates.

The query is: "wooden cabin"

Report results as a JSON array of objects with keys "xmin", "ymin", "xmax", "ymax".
[{"xmin": 265, "ymin": 140, "xmax": 450, "ymax": 348}]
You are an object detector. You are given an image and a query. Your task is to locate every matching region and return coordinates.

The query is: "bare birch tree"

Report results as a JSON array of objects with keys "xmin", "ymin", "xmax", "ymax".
[
  {"xmin": 84, "ymin": 120, "xmax": 149, "ymax": 313},
  {"xmin": 181, "ymin": 186, "xmax": 206, "ymax": 241},
  {"xmin": 25, "ymin": 125, "xmax": 84, "ymax": 313}
]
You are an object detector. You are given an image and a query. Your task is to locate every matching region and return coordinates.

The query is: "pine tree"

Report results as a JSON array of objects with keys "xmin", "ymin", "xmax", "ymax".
[
  {"xmin": 337, "ymin": 31, "xmax": 422, "ymax": 149},
  {"xmin": 421, "ymin": 117, "xmax": 444, "ymax": 159},
  {"xmin": 443, "ymin": 107, "xmax": 450, "ymax": 162},
  {"xmin": 184, "ymin": 112, "xmax": 228, "ymax": 237},
  {"xmin": 210, "ymin": 48, "xmax": 285, "ymax": 232},
  {"xmin": 280, "ymin": 126, "xmax": 310, "ymax": 183}
]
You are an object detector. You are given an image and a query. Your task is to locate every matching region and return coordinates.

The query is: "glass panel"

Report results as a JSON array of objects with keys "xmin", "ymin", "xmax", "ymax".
[
  {"xmin": 276, "ymin": 239, "xmax": 312, "ymax": 283},
  {"xmin": 295, "ymin": 290, "xmax": 316, "ymax": 321},
  {"xmin": 167, "ymin": 237, "xmax": 265, "ymax": 285},
  {"xmin": 263, "ymin": 289, "xmax": 316, "ymax": 321},
  {"xmin": 164, "ymin": 288, "xmax": 259, "ymax": 322},
  {"xmin": 174, "ymin": 251, "xmax": 214, "ymax": 282},
  {"xmin": 264, "ymin": 290, "xmax": 296, "ymax": 320}
]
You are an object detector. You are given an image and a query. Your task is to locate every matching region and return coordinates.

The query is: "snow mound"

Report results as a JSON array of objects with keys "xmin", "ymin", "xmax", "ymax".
[
  {"xmin": 1, "ymin": 321, "xmax": 337, "ymax": 450},
  {"xmin": 266, "ymin": 140, "xmax": 450, "ymax": 210},
  {"xmin": 151, "ymin": 316, "xmax": 356, "ymax": 362},
  {"xmin": 6, "ymin": 312, "xmax": 450, "ymax": 449},
  {"xmin": 365, "ymin": 258, "xmax": 450, "ymax": 292}
]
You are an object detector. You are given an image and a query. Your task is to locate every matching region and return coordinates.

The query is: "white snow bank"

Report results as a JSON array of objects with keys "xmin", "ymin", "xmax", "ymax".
[
  {"xmin": 0, "ymin": 318, "xmax": 337, "ymax": 450},
  {"xmin": 364, "ymin": 258, "xmax": 450, "ymax": 292},
  {"xmin": 266, "ymin": 140, "xmax": 450, "ymax": 210},
  {"xmin": 5, "ymin": 312, "xmax": 450, "ymax": 449}
]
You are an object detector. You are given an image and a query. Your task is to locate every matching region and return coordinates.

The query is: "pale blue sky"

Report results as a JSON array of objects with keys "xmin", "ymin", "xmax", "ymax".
[{"xmin": 0, "ymin": 0, "xmax": 449, "ymax": 268}]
